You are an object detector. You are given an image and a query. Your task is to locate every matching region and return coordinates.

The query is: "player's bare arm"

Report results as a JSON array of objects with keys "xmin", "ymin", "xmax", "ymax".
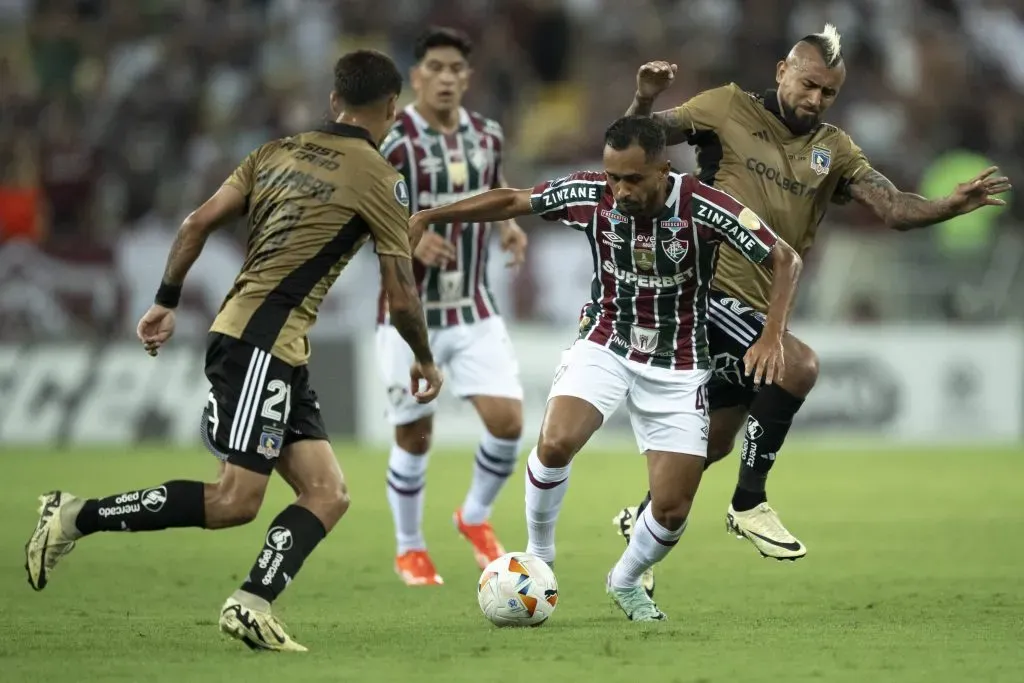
[
  {"xmin": 743, "ymin": 240, "xmax": 802, "ymax": 386},
  {"xmin": 410, "ymin": 187, "xmax": 533, "ymax": 236},
  {"xmin": 848, "ymin": 166, "xmax": 1011, "ymax": 231},
  {"xmin": 162, "ymin": 184, "xmax": 247, "ymax": 287},
  {"xmin": 497, "ymin": 170, "xmax": 528, "ymax": 267},
  {"xmin": 379, "ymin": 254, "xmax": 442, "ymax": 403},
  {"xmin": 625, "ymin": 61, "xmax": 691, "ymax": 146},
  {"xmin": 138, "ymin": 184, "xmax": 247, "ymax": 356}
]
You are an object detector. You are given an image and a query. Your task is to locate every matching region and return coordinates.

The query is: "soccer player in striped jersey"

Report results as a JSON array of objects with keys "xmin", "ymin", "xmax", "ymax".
[
  {"xmin": 407, "ymin": 116, "xmax": 804, "ymax": 620},
  {"xmin": 613, "ymin": 25, "xmax": 1010, "ymax": 592},
  {"xmin": 375, "ymin": 27, "xmax": 529, "ymax": 586}
]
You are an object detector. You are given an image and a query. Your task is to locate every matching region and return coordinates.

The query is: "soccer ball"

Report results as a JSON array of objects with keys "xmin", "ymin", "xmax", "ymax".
[{"xmin": 477, "ymin": 552, "xmax": 558, "ymax": 627}]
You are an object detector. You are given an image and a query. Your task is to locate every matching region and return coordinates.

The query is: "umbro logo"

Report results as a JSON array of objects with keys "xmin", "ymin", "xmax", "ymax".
[{"xmin": 752, "ymin": 130, "xmax": 770, "ymax": 142}]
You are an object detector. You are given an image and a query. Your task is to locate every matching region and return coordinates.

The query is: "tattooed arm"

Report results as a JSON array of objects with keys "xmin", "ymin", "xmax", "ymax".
[
  {"xmin": 379, "ymin": 255, "xmax": 433, "ymax": 364},
  {"xmin": 848, "ymin": 167, "xmax": 1011, "ymax": 231},
  {"xmin": 625, "ymin": 61, "xmax": 720, "ymax": 146},
  {"xmin": 625, "ymin": 100, "xmax": 692, "ymax": 146},
  {"xmin": 161, "ymin": 185, "xmax": 246, "ymax": 287},
  {"xmin": 139, "ymin": 184, "xmax": 246, "ymax": 355}
]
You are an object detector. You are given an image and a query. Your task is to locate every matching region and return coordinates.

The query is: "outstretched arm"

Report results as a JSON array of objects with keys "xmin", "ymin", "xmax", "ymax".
[
  {"xmin": 414, "ymin": 187, "xmax": 533, "ymax": 226},
  {"xmin": 848, "ymin": 166, "xmax": 1010, "ymax": 231},
  {"xmin": 496, "ymin": 170, "xmax": 528, "ymax": 267}
]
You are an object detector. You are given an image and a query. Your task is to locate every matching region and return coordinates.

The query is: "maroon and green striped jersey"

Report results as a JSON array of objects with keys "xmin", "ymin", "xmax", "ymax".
[
  {"xmin": 529, "ymin": 171, "xmax": 780, "ymax": 370},
  {"xmin": 377, "ymin": 105, "xmax": 505, "ymax": 328}
]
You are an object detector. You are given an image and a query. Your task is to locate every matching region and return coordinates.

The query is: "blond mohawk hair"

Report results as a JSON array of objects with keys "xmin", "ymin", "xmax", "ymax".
[{"xmin": 800, "ymin": 23, "xmax": 843, "ymax": 68}]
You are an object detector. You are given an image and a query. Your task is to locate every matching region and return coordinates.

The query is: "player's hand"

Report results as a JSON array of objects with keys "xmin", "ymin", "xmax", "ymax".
[
  {"xmin": 413, "ymin": 230, "xmax": 457, "ymax": 268},
  {"xmin": 410, "ymin": 361, "xmax": 443, "ymax": 404},
  {"xmin": 409, "ymin": 212, "xmax": 429, "ymax": 252},
  {"xmin": 743, "ymin": 334, "xmax": 785, "ymax": 386},
  {"xmin": 500, "ymin": 220, "xmax": 528, "ymax": 267},
  {"xmin": 136, "ymin": 304, "xmax": 176, "ymax": 357},
  {"xmin": 636, "ymin": 61, "xmax": 678, "ymax": 101},
  {"xmin": 947, "ymin": 166, "xmax": 1012, "ymax": 215}
]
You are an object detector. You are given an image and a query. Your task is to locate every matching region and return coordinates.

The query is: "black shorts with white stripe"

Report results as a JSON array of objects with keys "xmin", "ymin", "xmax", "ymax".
[
  {"xmin": 200, "ymin": 332, "xmax": 329, "ymax": 475},
  {"xmin": 706, "ymin": 290, "xmax": 775, "ymax": 411}
]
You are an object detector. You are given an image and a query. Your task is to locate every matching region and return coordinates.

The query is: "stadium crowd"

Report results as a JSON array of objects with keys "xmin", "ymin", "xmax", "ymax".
[{"xmin": 1, "ymin": 0, "xmax": 1021, "ymax": 339}]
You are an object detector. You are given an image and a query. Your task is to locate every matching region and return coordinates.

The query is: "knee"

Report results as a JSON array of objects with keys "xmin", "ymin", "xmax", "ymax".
[
  {"xmin": 785, "ymin": 343, "xmax": 820, "ymax": 395},
  {"xmin": 396, "ymin": 418, "xmax": 433, "ymax": 454},
  {"xmin": 485, "ymin": 407, "xmax": 523, "ymax": 441},
  {"xmin": 207, "ymin": 480, "xmax": 264, "ymax": 528},
  {"xmin": 305, "ymin": 475, "xmax": 350, "ymax": 521},
  {"xmin": 649, "ymin": 494, "xmax": 694, "ymax": 531},
  {"xmin": 706, "ymin": 438, "xmax": 735, "ymax": 465},
  {"xmin": 536, "ymin": 429, "xmax": 578, "ymax": 468}
]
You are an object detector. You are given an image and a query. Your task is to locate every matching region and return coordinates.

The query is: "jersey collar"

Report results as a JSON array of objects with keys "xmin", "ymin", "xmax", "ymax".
[
  {"xmin": 406, "ymin": 104, "xmax": 471, "ymax": 135},
  {"xmin": 761, "ymin": 88, "xmax": 822, "ymax": 135},
  {"xmin": 612, "ymin": 173, "xmax": 685, "ymax": 221},
  {"xmin": 318, "ymin": 121, "xmax": 378, "ymax": 148}
]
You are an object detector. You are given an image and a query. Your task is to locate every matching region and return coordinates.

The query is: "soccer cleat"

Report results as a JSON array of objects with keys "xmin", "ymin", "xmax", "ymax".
[
  {"xmin": 395, "ymin": 550, "xmax": 444, "ymax": 586},
  {"xmin": 25, "ymin": 491, "xmax": 80, "ymax": 591},
  {"xmin": 612, "ymin": 506, "xmax": 656, "ymax": 598},
  {"xmin": 219, "ymin": 597, "xmax": 307, "ymax": 652},
  {"xmin": 453, "ymin": 509, "xmax": 505, "ymax": 569},
  {"xmin": 606, "ymin": 572, "xmax": 666, "ymax": 622},
  {"xmin": 726, "ymin": 503, "xmax": 807, "ymax": 561}
]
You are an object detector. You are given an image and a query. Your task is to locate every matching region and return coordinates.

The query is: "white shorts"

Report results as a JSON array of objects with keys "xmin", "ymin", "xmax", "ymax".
[
  {"xmin": 376, "ymin": 316, "xmax": 523, "ymax": 426},
  {"xmin": 548, "ymin": 340, "xmax": 711, "ymax": 456}
]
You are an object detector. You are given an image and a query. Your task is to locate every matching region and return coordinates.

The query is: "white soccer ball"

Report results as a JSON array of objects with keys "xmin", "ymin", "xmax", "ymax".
[{"xmin": 477, "ymin": 551, "xmax": 559, "ymax": 627}]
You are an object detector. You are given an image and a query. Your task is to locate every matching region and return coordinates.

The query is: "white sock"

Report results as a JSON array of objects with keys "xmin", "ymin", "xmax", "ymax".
[
  {"xmin": 386, "ymin": 445, "xmax": 429, "ymax": 555},
  {"xmin": 609, "ymin": 505, "xmax": 687, "ymax": 589},
  {"xmin": 461, "ymin": 431, "xmax": 521, "ymax": 525},
  {"xmin": 524, "ymin": 448, "xmax": 571, "ymax": 564}
]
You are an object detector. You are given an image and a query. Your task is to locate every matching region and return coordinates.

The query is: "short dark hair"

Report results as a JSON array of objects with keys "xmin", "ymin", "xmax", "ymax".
[
  {"xmin": 333, "ymin": 49, "xmax": 403, "ymax": 107},
  {"xmin": 414, "ymin": 27, "xmax": 473, "ymax": 62},
  {"xmin": 604, "ymin": 116, "xmax": 666, "ymax": 161}
]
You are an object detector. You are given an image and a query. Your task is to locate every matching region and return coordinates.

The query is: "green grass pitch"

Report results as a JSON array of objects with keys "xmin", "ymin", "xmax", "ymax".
[{"xmin": 2, "ymin": 443, "xmax": 1022, "ymax": 682}]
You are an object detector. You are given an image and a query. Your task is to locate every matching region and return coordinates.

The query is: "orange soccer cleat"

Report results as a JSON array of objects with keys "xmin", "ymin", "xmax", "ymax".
[
  {"xmin": 454, "ymin": 509, "xmax": 506, "ymax": 569},
  {"xmin": 394, "ymin": 550, "xmax": 444, "ymax": 586}
]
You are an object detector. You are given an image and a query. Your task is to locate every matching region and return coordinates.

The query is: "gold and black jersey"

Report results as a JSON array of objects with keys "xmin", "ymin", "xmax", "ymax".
[
  {"xmin": 668, "ymin": 84, "xmax": 874, "ymax": 312},
  {"xmin": 210, "ymin": 122, "xmax": 413, "ymax": 366}
]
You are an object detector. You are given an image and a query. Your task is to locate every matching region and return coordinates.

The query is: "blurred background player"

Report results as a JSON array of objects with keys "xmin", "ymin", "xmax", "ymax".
[
  {"xmin": 403, "ymin": 115, "xmax": 803, "ymax": 620},
  {"xmin": 24, "ymin": 49, "xmax": 442, "ymax": 652},
  {"xmin": 376, "ymin": 27, "xmax": 529, "ymax": 587},
  {"xmin": 614, "ymin": 24, "xmax": 1011, "ymax": 592}
]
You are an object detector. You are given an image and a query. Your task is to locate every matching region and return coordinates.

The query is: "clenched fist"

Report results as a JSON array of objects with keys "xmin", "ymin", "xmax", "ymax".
[{"xmin": 636, "ymin": 61, "xmax": 678, "ymax": 101}]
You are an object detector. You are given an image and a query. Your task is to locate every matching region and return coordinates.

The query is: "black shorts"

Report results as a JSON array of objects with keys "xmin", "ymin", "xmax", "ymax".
[
  {"xmin": 200, "ymin": 333, "xmax": 329, "ymax": 475},
  {"xmin": 706, "ymin": 290, "xmax": 772, "ymax": 411}
]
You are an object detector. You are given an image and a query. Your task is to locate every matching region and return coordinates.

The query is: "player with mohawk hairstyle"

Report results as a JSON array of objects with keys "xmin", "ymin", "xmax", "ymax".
[{"xmin": 613, "ymin": 23, "xmax": 1011, "ymax": 596}]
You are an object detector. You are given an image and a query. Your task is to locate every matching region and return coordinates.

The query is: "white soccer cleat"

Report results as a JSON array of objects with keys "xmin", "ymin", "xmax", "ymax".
[
  {"xmin": 25, "ymin": 491, "xmax": 80, "ymax": 591},
  {"xmin": 726, "ymin": 503, "xmax": 807, "ymax": 561},
  {"xmin": 219, "ymin": 596, "xmax": 308, "ymax": 652},
  {"xmin": 612, "ymin": 506, "xmax": 656, "ymax": 598},
  {"xmin": 606, "ymin": 572, "xmax": 666, "ymax": 622}
]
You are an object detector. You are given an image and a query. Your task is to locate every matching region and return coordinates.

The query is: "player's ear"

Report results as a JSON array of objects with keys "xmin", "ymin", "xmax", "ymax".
[
  {"xmin": 775, "ymin": 60, "xmax": 786, "ymax": 85},
  {"xmin": 329, "ymin": 90, "xmax": 340, "ymax": 117},
  {"xmin": 409, "ymin": 64, "xmax": 420, "ymax": 90}
]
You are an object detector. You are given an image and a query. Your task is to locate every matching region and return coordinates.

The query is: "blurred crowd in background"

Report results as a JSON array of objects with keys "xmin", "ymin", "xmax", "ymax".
[{"xmin": 1, "ymin": 0, "xmax": 1022, "ymax": 343}]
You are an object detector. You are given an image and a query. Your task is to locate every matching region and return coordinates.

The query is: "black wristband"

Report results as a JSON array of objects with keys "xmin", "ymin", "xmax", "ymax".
[{"xmin": 155, "ymin": 281, "xmax": 182, "ymax": 308}]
